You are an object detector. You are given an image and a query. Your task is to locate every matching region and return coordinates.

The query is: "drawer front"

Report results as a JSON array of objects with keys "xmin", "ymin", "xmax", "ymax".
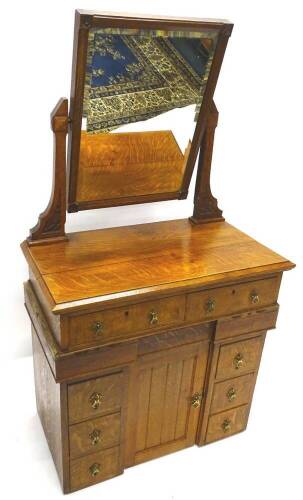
[
  {"xmin": 216, "ymin": 336, "xmax": 264, "ymax": 380},
  {"xmin": 206, "ymin": 405, "xmax": 249, "ymax": 444},
  {"xmin": 69, "ymin": 295, "xmax": 186, "ymax": 348},
  {"xmin": 70, "ymin": 446, "xmax": 120, "ymax": 491},
  {"xmin": 69, "ymin": 413, "xmax": 121, "ymax": 459},
  {"xmin": 210, "ymin": 373, "xmax": 255, "ymax": 414},
  {"xmin": 68, "ymin": 372, "xmax": 124, "ymax": 424},
  {"xmin": 186, "ymin": 276, "xmax": 280, "ymax": 323}
]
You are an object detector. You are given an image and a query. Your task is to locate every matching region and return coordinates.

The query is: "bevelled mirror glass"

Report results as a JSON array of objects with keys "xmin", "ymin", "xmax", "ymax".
[{"xmin": 68, "ymin": 14, "xmax": 227, "ymax": 211}]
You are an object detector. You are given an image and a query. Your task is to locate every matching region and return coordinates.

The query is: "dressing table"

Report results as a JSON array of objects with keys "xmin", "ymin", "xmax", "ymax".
[{"xmin": 21, "ymin": 10, "xmax": 294, "ymax": 493}]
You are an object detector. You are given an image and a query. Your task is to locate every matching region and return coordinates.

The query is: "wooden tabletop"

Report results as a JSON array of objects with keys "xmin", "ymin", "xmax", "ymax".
[{"xmin": 21, "ymin": 219, "xmax": 294, "ymax": 313}]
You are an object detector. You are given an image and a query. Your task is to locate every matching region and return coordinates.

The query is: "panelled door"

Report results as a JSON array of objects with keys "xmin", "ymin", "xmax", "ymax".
[{"xmin": 125, "ymin": 340, "xmax": 209, "ymax": 466}]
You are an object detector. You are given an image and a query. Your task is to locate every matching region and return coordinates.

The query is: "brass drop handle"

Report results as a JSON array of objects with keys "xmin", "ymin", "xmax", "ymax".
[
  {"xmin": 149, "ymin": 310, "xmax": 159, "ymax": 325},
  {"xmin": 205, "ymin": 298, "xmax": 215, "ymax": 313},
  {"xmin": 191, "ymin": 392, "xmax": 202, "ymax": 408},
  {"xmin": 89, "ymin": 392, "xmax": 103, "ymax": 410},
  {"xmin": 89, "ymin": 429, "xmax": 101, "ymax": 446},
  {"xmin": 226, "ymin": 387, "xmax": 237, "ymax": 402},
  {"xmin": 233, "ymin": 353, "xmax": 244, "ymax": 370},
  {"xmin": 92, "ymin": 320, "xmax": 104, "ymax": 337},
  {"xmin": 222, "ymin": 419, "xmax": 232, "ymax": 433},
  {"xmin": 250, "ymin": 291, "xmax": 259, "ymax": 304},
  {"xmin": 89, "ymin": 463, "xmax": 101, "ymax": 477}
]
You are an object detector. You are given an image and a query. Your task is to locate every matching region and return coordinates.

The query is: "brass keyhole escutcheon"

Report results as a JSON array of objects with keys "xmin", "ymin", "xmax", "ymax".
[
  {"xmin": 149, "ymin": 310, "xmax": 159, "ymax": 325},
  {"xmin": 222, "ymin": 419, "xmax": 232, "ymax": 433},
  {"xmin": 92, "ymin": 320, "xmax": 103, "ymax": 337},
  {"xmin": 89, "ymin": 392, "xmax": 103, "ymax": 410},
  {"xmin": 233, "ymin": 353, "xmax": 244, "ymax": 370},
  {"xmin": 191, "ymin": 392, "xmax": 202, "ymax": 408},
  {"xmin": 89, "ymin": 429, "xmax": 101, "ymax": 446},
  {"xmin": 89, "ymin": 463, "xmax": 101, "ymax": 477},
  {"xmin": 250, "ymin": 291, "xmax": 259, "ymax": 304},
  {"xmin": 226, "ymin": 387, "xmax": 237, "ymax": 402},
  {"xmin": 205, "ymin": 298, "xmax": 215, "ymax": 314}
]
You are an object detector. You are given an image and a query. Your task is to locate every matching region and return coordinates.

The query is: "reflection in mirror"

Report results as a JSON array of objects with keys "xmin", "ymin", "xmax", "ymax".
[{"xmin": 77, "ymin": 28, "xmax": 218, "ymax": 204}]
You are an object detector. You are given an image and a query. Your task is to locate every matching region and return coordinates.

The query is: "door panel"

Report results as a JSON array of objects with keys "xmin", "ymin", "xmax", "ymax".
[{"xmin": 126, "ymin": 340, "xmax": 209, "ymax": 465}]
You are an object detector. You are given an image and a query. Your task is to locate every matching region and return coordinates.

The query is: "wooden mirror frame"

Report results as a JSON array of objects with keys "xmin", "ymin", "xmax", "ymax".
[
  {"xmin": 27, "ymin": 11, "xmax": 233, "ymax": 245},
  {"xmin": 67, "ymin": 10, "xmax": 233, "ymax": 213}
]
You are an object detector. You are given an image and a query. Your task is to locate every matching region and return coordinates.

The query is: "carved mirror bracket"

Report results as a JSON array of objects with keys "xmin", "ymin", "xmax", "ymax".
[{"xmin": 27, "ymin": 98, "xmax": 68, "ymax": 246}]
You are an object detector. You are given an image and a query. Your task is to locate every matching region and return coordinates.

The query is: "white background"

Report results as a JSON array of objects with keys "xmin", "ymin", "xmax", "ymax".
[{"xmin": 1, "ymin": 0, "xmax": 302, "ymax": 498}]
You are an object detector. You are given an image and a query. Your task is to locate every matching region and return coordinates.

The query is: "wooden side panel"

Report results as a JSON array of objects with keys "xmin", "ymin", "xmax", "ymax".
[{"xmin": 32, "ymin": 327, "xmax": 67, "ymax": 490}]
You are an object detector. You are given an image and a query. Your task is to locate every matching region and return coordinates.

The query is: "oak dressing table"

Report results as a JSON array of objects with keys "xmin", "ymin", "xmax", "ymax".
[{"xmin": 21, "ymin": 10, "xmax": 294, "ymax": 493}]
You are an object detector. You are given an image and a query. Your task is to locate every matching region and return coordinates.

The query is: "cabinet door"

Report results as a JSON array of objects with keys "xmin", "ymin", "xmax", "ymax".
[{"xmin": 125, "ymin": 341, "xmax": 209, "ymax": 466}]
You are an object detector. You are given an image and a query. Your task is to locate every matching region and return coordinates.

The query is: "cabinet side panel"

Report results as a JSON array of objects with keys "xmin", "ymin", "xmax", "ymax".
[{"xmin": 32, "ymin": 326, "xmax": 66, "ymax": 489}]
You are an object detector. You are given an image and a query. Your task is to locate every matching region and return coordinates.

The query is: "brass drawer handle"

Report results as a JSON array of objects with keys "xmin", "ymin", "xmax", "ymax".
[
  {"xmin": 149, "ymin": 310, "xmax": 158, "ymax": 325},
  {"xmin": 89, "ymin": 463, "xmax": 101, "ymax": 477},
  {"xmin": 233, "ymin": 353, "xmax": 244, "ymax": 370},
  {"xmin": 205, "ymin": 298, "xmax": 215, "ymax": 313},
  {"xmin": 226, "ymin": 387, "xmax": 237, "ymax": 402},
  {"xmin": 191, "ymin": 392, "xmax": 202, "ymax": 408},
  {"xmin": 250, "ymin": 291, "xmax": 259, "ymax": 304},
  {"xmin": 89, "ymin": 429, "xmax": 101, "ymax": 446},
  {"xmin": 92, "ymin": 320, "xmax": 104, "ymax": 337},
  {"xmin": 222, "ymin": 418, "xmax": 232, "ymax": 433},
  {"xmin": 89, "ymin": 392, "xmax": 103, "ymax": 410}
]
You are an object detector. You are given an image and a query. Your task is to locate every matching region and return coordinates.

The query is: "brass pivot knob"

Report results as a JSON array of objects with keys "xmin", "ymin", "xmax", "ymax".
[
  {"xmin": 89, "ymin": 392, "xmax": 103, "ymax": 409},
  {"xmin": 222, "ymin": 419, "xmax": 232, "ymax": 433},
  {"xmin": 89, "ymin": 429, "xmax": 101, "ymax": 446},
  {"xmin": 191, "ymin": 392, "xmax": 202, "ymax": 408},
  {"xmin": 89, "ymin": 463, "xmax": 101, "ymax": 477},
  {"xmin": 92, "ymin": 320, "xmax": 103, "ymax": 337},
  {"xmin": 226, "ymin": 387, "xmax": 237, "ymax": 402},
  {"xmin": 149, "ymin": 310, "xmax": 159, "ymax": 325},
  {"xmin": 250, "ymin": 291, "xmax": 259, "ymax": 304},
  {"xmin": 205, "ymin": 298, "xmax": 215, "ymax": 314},
  {"xmin": 233, "ymin": 353, "xmax": 244, "ymax": 370}
]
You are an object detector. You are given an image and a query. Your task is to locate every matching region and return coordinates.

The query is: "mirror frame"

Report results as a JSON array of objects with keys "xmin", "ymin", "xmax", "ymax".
[{"xmin": 67, "ymin": 10, "xmax": 233, "ymax": 212}]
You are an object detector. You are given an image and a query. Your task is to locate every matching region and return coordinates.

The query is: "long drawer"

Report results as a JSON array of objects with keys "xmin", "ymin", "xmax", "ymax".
[
  {"xmin": 186, "ymin": 276, "xmax": 280, "ymax": 323},
  {"xmin": 69, "ymin": 295, "xmax": 186, "ymax": 349}
]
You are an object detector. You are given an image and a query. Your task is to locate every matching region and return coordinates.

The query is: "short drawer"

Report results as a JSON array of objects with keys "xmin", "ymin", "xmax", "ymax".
[
  {"xmin": 206, "ymin": 405, "xmax": 249, "ymax": 444},
  {"xmin": 216, "ymin": 336, "xmax": 264, "ymax": 380},
  {"xmin": 210, "ymin": 373, "xmax": 255, "ymax": 414},
  {"xmin": 69, "ymin": 413, "xmax": 121, "ymax": 459},
  {"xmin": 69, "ymin": 295, "xmax": 186, "ymax": 348},
  {"xmin": 186, "ymin": 276, "xmax": 280, "ymax": 323},
  {"xmin": 70, "ymin": 446, "xmax": 121, "ymax": 491},
  {"xmin": 68, "ymin": 372, "xmax": 124, "ymax": 424}
]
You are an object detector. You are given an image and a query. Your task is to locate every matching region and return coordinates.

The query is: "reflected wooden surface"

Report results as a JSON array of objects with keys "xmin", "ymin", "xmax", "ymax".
[{"xmin": 77, "ymin": 131, "xmax": 186, "ymax": 202}]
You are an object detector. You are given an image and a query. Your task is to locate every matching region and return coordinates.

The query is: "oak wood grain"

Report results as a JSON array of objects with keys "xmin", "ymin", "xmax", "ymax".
[
  {"xmin": 21, "ymin": 220, "xmax": 294, "ymax": 310},
  {"xmin": 205, "ymin": 405, "xmax": 249, "ymax": 444},
  {"xmin": 77, "ymin": 131, "xmax": 185, "ymax": 203},
  {"xmin": 70, "ymin": 446, "xmax": 121, "ymax": 491},
  {"xmin": 68, "ymin": 372, "xmax": 124, "ymax": 424},
  {"xmin": 69, "ymin": 412, "xmax": 121, "ymax": 459},
  {"xmin": 210, "ymin": 373, "xmax": 255, "ymax": 414},
  {"xmin": 216, "ymin": 336, "xmax": 264, "ymax": 380}
]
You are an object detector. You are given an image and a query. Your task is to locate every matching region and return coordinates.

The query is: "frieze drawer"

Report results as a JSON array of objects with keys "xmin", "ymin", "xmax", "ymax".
[
  {"xmin": 186, "ymin": 276, "xmax": 280, "ymax": 323},
  {"xmin": 69, "ymin": 295, "xmax": 186, "ymax": 349}
]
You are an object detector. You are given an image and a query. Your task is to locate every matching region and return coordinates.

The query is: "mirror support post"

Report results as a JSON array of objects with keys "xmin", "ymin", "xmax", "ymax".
[
  {"xmin": 27, "ymin": 98, "xmax": 69, "ymax": 245},
  {"xmin": 189, "ymin": 100, "xmax": 224, "ymax": 225}
]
